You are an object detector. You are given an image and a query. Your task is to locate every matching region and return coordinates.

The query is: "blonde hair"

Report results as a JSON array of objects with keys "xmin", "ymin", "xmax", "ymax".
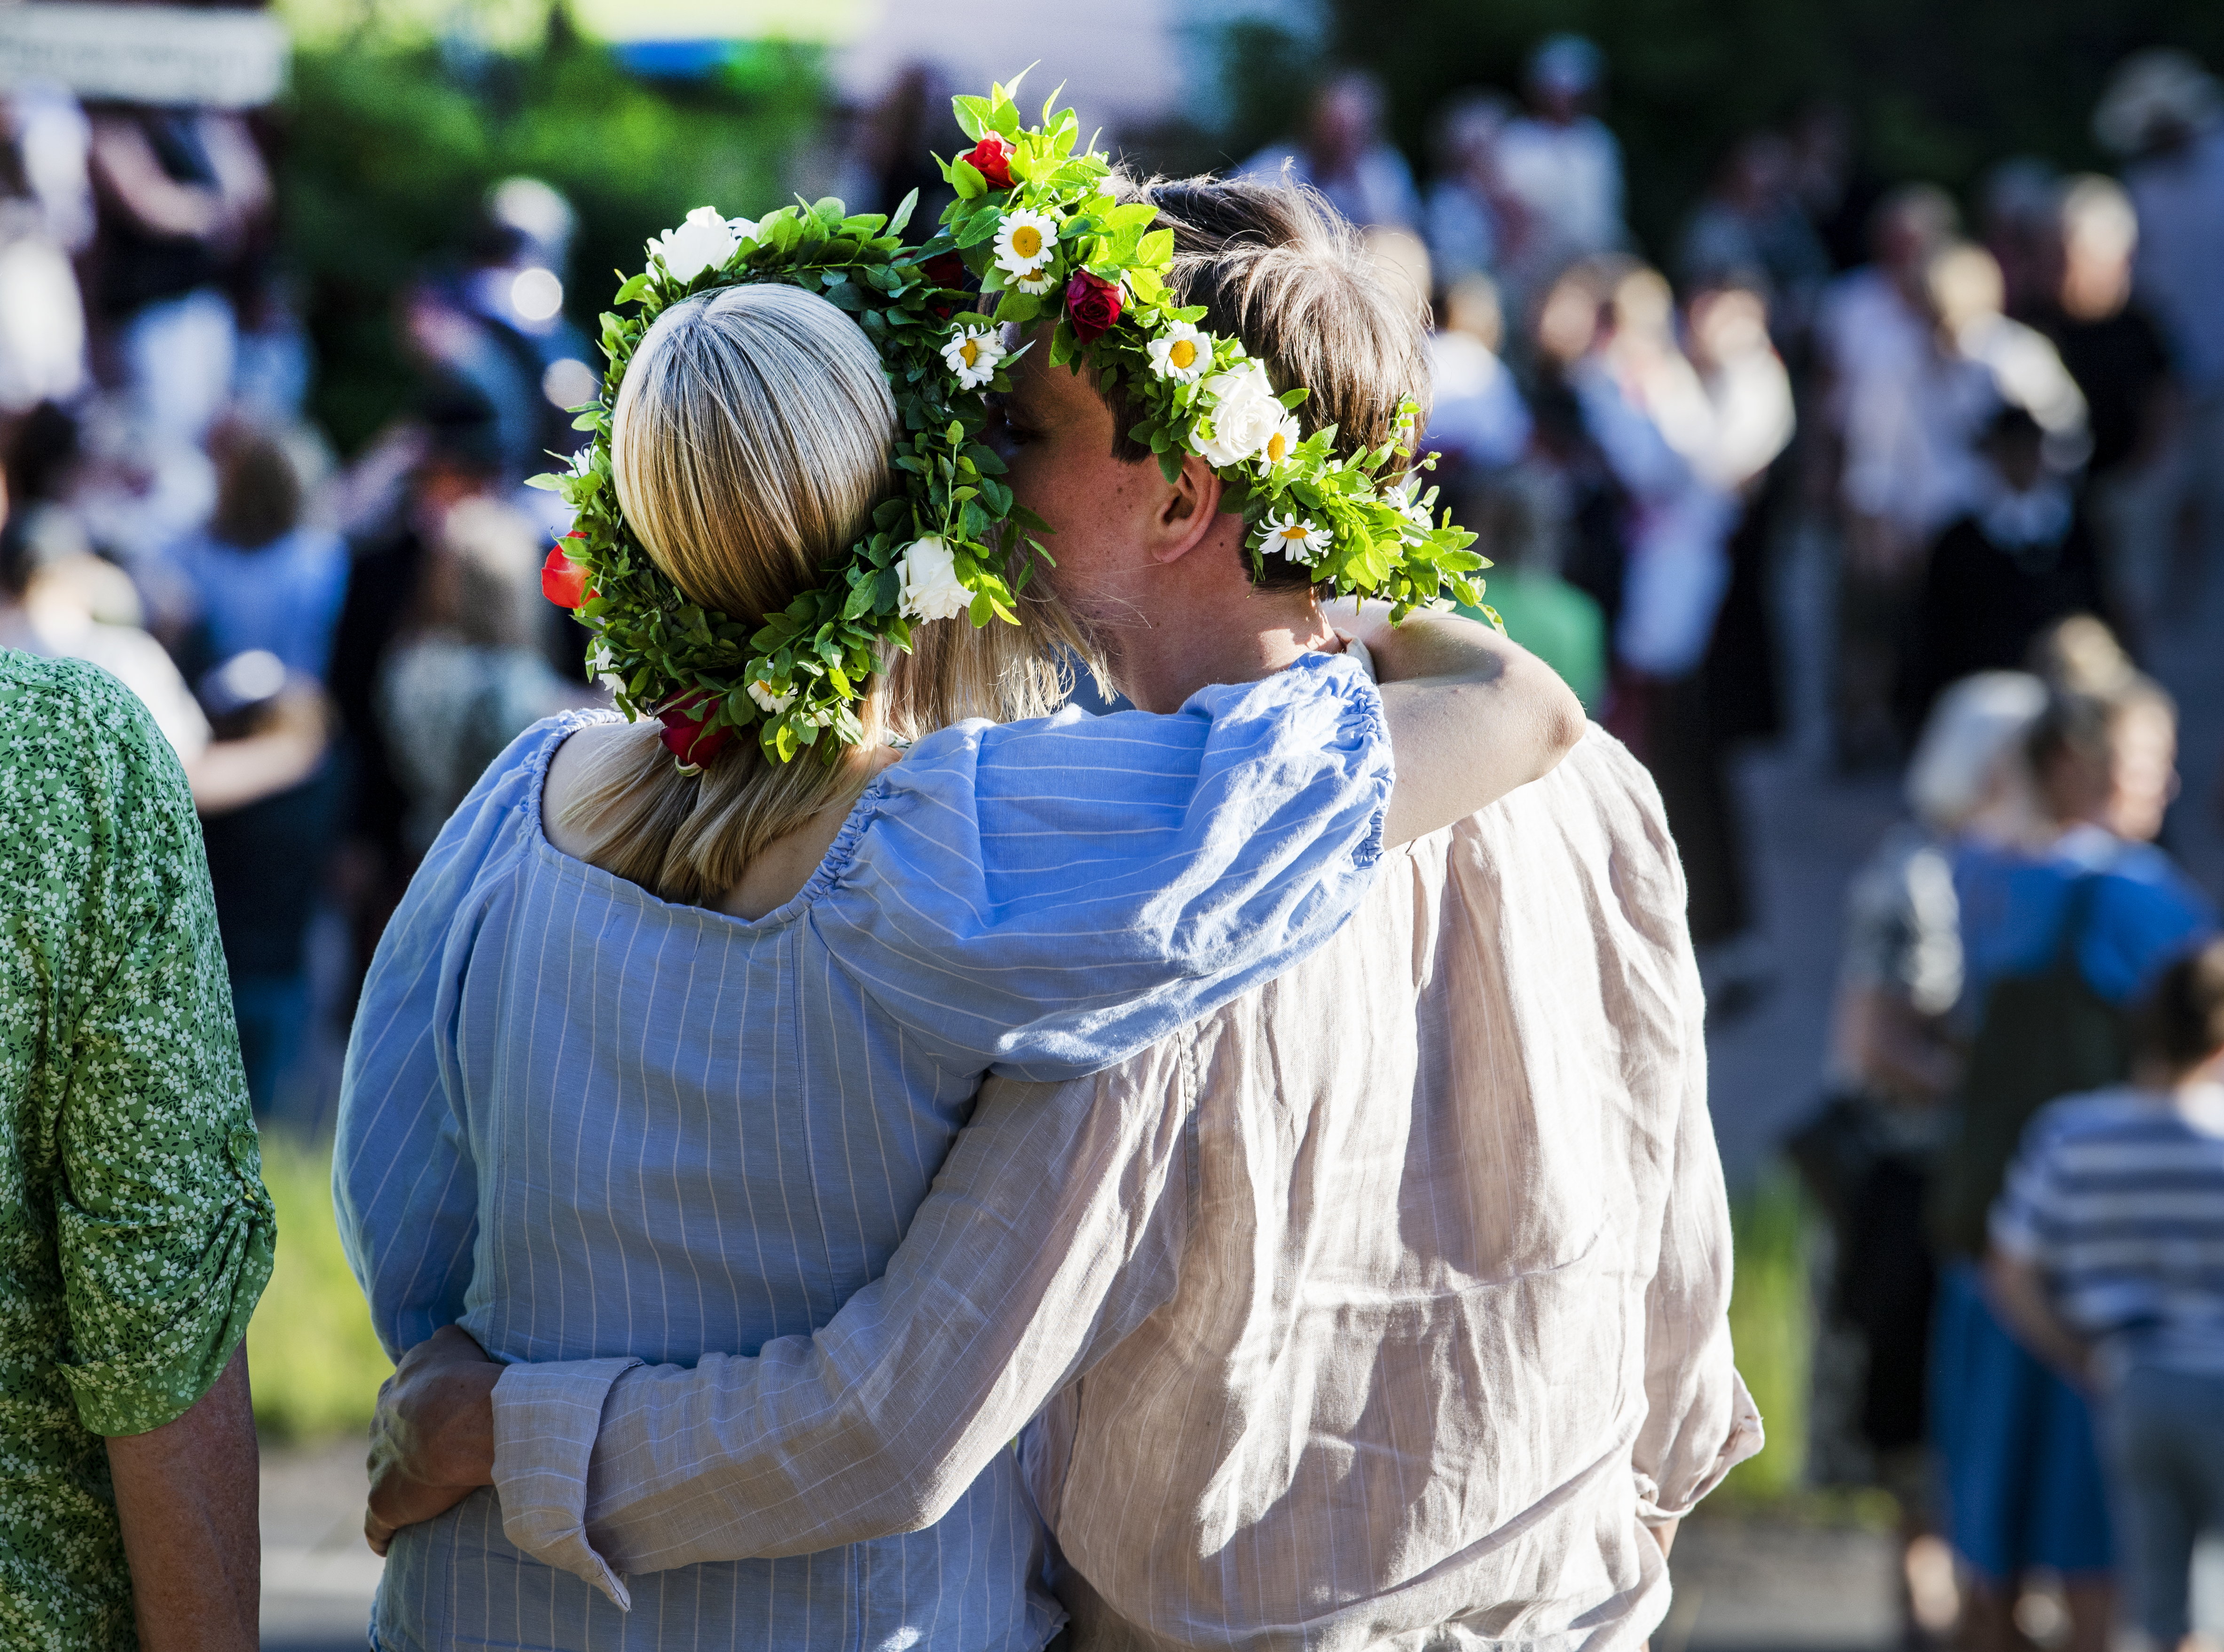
[{"xmin": 562, "ymin": 282, "xmax": 1084, "ymax": 904}]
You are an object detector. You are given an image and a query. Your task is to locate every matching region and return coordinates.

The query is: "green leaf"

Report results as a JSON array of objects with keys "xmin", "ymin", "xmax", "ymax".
[
  {"xmin": 952, "ymin": 95, "xmax": 992, "ymax": 141},
  {"xmin": 888, "ymin": 187, "xmax": 919, "ymax": 236},
  {"xmin": 950, "ymin": 156, "xmax": 987, "ymax": 200},
  {"xmin": 524, "ymin": 472, "xmax": 566, "ymax": 491},
  {"xmin": 1136, "ymin": 228, "xmax": 1174, "ymax": 267},
  {"xmin": 613, "ymin": 272, "xmax": 652, "ymax": 304}
]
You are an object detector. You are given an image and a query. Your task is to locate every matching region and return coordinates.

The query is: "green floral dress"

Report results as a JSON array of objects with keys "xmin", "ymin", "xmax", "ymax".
[{"xmin": 0, "ymin": 650, "xmax": 275, "ymax": 1651}]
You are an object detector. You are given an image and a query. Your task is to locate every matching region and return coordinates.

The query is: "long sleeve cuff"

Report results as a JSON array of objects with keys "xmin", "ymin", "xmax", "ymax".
[
  {"xmin": 1634, "ymin": 1368, "xmax": 1764, "ymax": 1526},
  {"xmin": 492, "ymin": 1357, "xmax": 644, "ymax": 1607}
]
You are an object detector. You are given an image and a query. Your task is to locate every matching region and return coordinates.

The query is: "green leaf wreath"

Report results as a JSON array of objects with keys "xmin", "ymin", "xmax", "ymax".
[{"xmin": 534, "ymin": 75, "xmax": 1488, "ymax": 769}]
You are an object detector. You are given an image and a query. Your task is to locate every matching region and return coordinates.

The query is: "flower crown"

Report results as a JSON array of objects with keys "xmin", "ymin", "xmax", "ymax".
[{"xmin": 534, "ymin": 77, "xmax": 1486, "ymax": 770}]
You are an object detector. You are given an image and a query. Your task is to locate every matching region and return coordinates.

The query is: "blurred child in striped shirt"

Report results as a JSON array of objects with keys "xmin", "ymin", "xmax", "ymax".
[{"xmin": 1989, "ymin": 937, "xmax": 2224, "ymax": 1652}]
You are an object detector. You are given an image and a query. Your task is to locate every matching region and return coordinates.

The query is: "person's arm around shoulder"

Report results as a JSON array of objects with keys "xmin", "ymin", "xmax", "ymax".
[
  {"xmin": 105, "ymin": 1348, "xmax": 259, "ymax": 1652},
  {"xmin": 1338, "ymin": 600, "xmax": 1585, "ymax": 844}
]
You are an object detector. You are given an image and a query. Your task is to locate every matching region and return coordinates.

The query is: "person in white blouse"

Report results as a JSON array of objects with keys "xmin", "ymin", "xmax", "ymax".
[{"xmin": 370, "ymin": 176, "xmax": 1759, "ymax": 1652}]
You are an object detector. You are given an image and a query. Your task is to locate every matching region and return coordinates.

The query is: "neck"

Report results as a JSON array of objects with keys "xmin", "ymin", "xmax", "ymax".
[{"xmin": 1087, "ymin": 533, "xmax": 1337, "ymax": 712}]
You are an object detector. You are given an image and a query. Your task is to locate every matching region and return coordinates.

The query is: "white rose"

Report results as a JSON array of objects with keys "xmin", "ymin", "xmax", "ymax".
[
  {"xmin": 1190, "ymin": 362, "xmax": 1284, "ymax": 469},
  {"xmin": 899, "ymin": 536, "xmax": 973, "ymax": 622},
  {"xmin": 646, "ymin": 206, "xmax": 739, "ymax": 284}
]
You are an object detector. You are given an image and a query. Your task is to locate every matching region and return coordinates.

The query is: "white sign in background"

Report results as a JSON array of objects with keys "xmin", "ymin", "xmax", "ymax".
[{"xmin": 0, "ymin": 5, "xmax": 288, "ymax": 109}]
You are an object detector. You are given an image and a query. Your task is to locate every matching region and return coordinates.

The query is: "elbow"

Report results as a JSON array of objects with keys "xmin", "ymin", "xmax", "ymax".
[{"xmin": 1527, "ymin": 666, "xmax": 1587, "ymax": 780}]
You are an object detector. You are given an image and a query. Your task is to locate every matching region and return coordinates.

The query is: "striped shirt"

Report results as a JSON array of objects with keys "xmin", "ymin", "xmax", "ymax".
[
  {"xmin": 1992, "ymin": 1083, "xmax": 2224, "ymax": 1380},
  {"xmin": 334, "ymin": 654, "xmax": 1391, "ymax": 1652}
]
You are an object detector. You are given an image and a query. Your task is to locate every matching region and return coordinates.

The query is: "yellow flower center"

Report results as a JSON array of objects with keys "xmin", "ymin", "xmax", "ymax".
[
  {"xmin": 1168, "ymin": 337, "xmax": 1198, "ymax": 369},
  {"xmin": 1278, "ymin": 524, "xmax": 1308, "ymax": 541},
  {"xmin": 959, "ymin": 337, "xmax": 981, "ymax": 368},
  {"xmin": 1010, "ymin": 225, "xmax": 1043, "ymax": 261},
  {"xmin": 1265, "ymin": 430, "xmax": 1289, "ymax": 463}
]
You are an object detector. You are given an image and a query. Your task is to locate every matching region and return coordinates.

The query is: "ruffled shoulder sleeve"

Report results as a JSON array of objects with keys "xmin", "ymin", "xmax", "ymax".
[{"xmin": 810, "ymin": 653, "xmax": 1390, "ymax": 1081}]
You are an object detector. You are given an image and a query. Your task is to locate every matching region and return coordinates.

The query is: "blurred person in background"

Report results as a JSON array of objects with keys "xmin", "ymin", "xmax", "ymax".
[
  {"xmin": 194, "ymin": 648, "xmax": 341, "ymax": 1121},
  {"xmin": 375, "ymin": 495, "xmax": 584, "ymax": 857},
  {"xmin": 1422, "ymin": 93, "xmax": 1523, "ymax": 297},
  {"xmin": 1815, "ymin": 184, "xmax": 1962, "ymax": 767},
  {"xmin": 1926, "ymin": 241, "xmax": 2090, "ymax": 474},
  {"xmin": 1989, "ymin": 939, "xmax": 2224, "ymax": 1652},
  {"xmin": 84, "ymin": 102, "xmax": 269, "ymax": 448},
  {"xmin": 1930, "ymin": 666, "xmax": 2215, "ymax": 1652},
  {"xmin": 328, "ymin": 386, "xmax": 511, "ymax": 969},
  {"xmin": 833, "ymin": 63, "xmax": 956, "ymax": 228},
  {"xmin": 2032, "ymin": 176, "xmax": 2177, "ymax": 643},
  {"xmin": 0, "ymin": 649, "xmax": 273, "ymax": 1652},
  {"xmin": 1426, "ymin": 272, "xmax": 1532, "ymax": 477},
  {"xmin": 1795, "ymin": 669, "xmax": 2049, "ymax": 1642},
  {"xmin": 150, "ymin": 420, "xmax": 347, "ymax": 685},
  {"xmin": 1676, "ymin": 131, "xmax": 1831, "ymax": 344},
  {"xmin": 1242, "ymin": 70, "xmax": 1420, "ymax": 232},
  {"xmin": 1977, "ymin": 157, "xmax": 2064, "ymax": 323},
  {"xmin": 2098, "ymin": 51, "xmax": 2224, "ymax": 608},
  {"xmin": 0, "ymin": 441, "xmax": 325, "ymax": 819},
  {"xmin": 0, "ymin": 85, "xmax": 92, "ymax": 417},
  {"xmin": 1786, "ymin": 101, "xmax": 1881, "ymax": 275},
  {"xmin": 1901, "ymin": 406, "xmax": 2109, "ymax": 735},
  {"xmin": 1495, "ymin": 35, "xmax": 1627, "ymax": 278}
]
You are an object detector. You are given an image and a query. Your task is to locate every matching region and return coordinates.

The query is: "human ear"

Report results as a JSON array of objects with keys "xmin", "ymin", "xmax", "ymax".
[{"xmin": 1147, "ymin": 453, "xmax": 1226, "ymax": 567}]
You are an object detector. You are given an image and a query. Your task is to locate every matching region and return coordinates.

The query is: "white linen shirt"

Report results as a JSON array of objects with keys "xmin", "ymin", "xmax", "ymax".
[{"xmin": 490, "ymin": 728, "xmax": 1761, "ymax": 1650}]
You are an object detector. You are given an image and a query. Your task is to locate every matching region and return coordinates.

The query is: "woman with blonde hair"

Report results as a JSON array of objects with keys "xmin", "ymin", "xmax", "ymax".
[{"xmin": 338, "ymin": 275, "xmax": 1581, "ymax": 1651}]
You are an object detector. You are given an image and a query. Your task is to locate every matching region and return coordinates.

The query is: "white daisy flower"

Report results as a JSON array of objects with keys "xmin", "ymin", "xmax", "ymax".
[
  {"xmin": 1147, "ymin": 321, "xmax": 1211, "ymax": 383},
  {"xmin": 645, "ymin": 206, "xmax": 738, "ymax": 284},
  {"xmin": 899, "ymin": 535, "xmax": 974, "ymax": 622},
  {"xmin": 1013, "ymin": 268, "xmax": 1056, "ymax": 295},
  {"xmin": 941, "ymin": 325, "xmax": 1006, "ymax": 390},
  {"xmin": 747, "ymin": 677, "xmax": 796, "ymax": 715},
  {"xmin": 1258, "ymin": 511, "xmax": 1331, "ymax": 563},
  {"xmin": 992, "ymin": 208, "xmax": 1061, "ymax": 280},
  {"xmin": 1254, "ymin": 411, "xmax": 1304, "ymax": 476}
]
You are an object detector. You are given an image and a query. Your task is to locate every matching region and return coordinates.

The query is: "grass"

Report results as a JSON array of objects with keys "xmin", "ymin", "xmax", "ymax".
[
  {"xmin": 246, "ymin": 1135, "xmax": 392, "ymax": 1443},
  {"xmin": 1716, "ymin": 1162, "xmax": 1813, "ymax": 1503}
]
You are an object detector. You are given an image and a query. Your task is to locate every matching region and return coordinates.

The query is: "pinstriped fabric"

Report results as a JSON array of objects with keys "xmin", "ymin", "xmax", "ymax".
[{"xmin": 336, "ymin": 659, "xmax": 1391, "ymax": 1652}]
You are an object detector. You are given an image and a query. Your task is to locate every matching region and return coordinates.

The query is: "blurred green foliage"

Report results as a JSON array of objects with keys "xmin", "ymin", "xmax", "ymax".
[
  {"xmin": 247, "ymin": 1135, "xmax": 390, "ymax": 1442},
  {"xmin": 279, "ymin": 28, "xmax": 824, "ymax": 453},
  {"xmin": 1717, "ymin": 1164, "xmax": 1810, "ymax": 1502},
  {"xmin": 1222, "ymin": 0, "xmax": 2224, "ymax": 255}
]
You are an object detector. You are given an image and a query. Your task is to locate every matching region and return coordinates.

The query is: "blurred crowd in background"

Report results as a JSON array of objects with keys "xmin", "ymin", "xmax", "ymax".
[{"xmin": 7, "ymin": 12, "xmax": 2224, "ymax": 1646}]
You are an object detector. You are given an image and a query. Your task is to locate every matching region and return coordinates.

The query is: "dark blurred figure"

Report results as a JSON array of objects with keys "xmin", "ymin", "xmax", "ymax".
[
  {"xmin": 1978, "ymin": 157, "xmax": 2063, "ymax": 323},
  {"xmin": 153, "ymin": 421, "xmax": 347, "ymax": 685},
  {"xmin": 1242, "ymin": 70, "xmax": 1420, "ymax": 232},
  {"xmin": 1787, "ymin": 101, "xmax": 1881, "ymax": 273},
  {"xmin": 195, "ymin": 648, "xmax": 340, "ymax": 1121},
  {"xmin": 2030, "ymin": 176, "xmax": 2177, "ymax": 642},
  {"xmin": 83, "ymin": 103, "xmax": 269, "ymax": 446},
  {"xmin": 1677, "ymin": 131, "xmax": 1831, "ymax": 344},
  {"xmin": 1902, "ymin": 407, "xmax": 2109, "ymax": 732},
  {"xmin": 1495, "ymin": 36, "xmax": 1627, "ymax": 276},
  {"xmin": 1815, "ymin": 185, "xmax": 1964, "ymax": 767},
  {"xmin": 375, "ymin": 495, "xmax": 577, "ymax": 858},
  {"xmin": 1797, "ymin": 669, "xmax": 2048, "ymax": 1641},
  {"xmin": 328, "ymin": 386, "xmax": 510, "ymax": 976},
  {"xmin": 1422, "ymin": 92, "xmax": 1521, "ymax": 295},
  {"xmin": 837, "ymin": 63, "xmax": 956, "ymax": 227},
  {"xmin": 457, "ymin": 178, "xmax": 596, "ymax": 478}
]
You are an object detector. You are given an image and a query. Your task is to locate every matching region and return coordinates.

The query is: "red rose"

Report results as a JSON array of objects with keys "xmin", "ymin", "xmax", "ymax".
[
  {"xmin": 1065, "ymin": 269, "xmax": 1124, "ymax": 344},
  {"xmin": 962, "ymin": 133, "xmax": 1015, "ymax": 192},
  {"xmin": 921, "ymin": 250, "xmax": 969, "ymax": 318},
  {"xmin": 657, "ymin": 694, "xmax": 734, "ymax": 770},
  {"xmin": 541, "ymin": 540, "xmax": 591, "ymax": 609}
]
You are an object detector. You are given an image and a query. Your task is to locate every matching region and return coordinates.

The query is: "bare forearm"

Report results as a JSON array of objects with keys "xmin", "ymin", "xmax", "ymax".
[
  {"xmin": 1340, "ymin": 603, "xmax": 1584, "ymax": 843},
  {"xmin": 106, "ymin": 1346, "xmax": 259, "ymax": 1652}
]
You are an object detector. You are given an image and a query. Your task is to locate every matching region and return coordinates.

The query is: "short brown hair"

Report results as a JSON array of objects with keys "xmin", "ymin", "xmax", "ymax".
[
  {"xmin": 1104, "ymin": 172, "xmax": 1432, "ymax": 590},
  {"xmin": 2134, "ymin": 939, "xmax": 2224, "ymax": 1072}
]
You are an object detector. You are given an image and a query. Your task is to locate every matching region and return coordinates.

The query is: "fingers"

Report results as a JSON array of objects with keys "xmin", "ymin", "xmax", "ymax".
[{"xmin": 364, "ymin": 1509, "xmax": 393, "ymax": 1558}]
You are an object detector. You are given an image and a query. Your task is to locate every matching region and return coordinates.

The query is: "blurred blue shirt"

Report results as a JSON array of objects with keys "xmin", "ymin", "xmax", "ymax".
[{"xmin": 160, "ymin": 525, "xmax": 348, "ymax": 681}]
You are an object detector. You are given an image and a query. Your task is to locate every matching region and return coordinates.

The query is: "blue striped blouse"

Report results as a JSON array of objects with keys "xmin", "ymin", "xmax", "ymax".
[{"xmin": 335, "ymin": 655, "xmax": 1388, "ymax": 1652}]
